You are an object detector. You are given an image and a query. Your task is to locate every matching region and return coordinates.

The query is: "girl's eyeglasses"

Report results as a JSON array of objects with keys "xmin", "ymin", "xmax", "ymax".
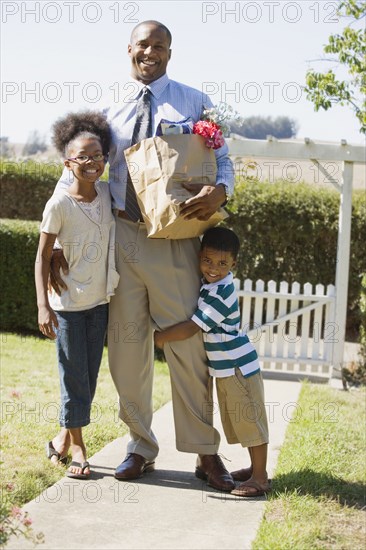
[{"xmin": 67, "ymin": 154, "xmax": 108, "ymax": 163}]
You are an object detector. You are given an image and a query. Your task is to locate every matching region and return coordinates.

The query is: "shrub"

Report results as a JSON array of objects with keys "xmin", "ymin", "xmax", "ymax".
[
  {"xmin": 0, "ymin": 158, "xmax": 108, "ymax": 221},
  {"xmin": 343, "ymin": 273, "xmax": 366, "ymax": 386},
  {"xmin": 0, "ymin": 159, "xmax": 62, "ymax": 221},
  {"xmin": 360, "ymin": 274, "xmax": 366, "ymax": 363},
  {"xmin": 0, "ymin": 219, "xmax": 40, "ymax": 332}
]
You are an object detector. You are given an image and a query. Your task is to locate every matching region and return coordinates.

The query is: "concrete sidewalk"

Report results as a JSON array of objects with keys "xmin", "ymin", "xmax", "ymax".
[{"xmin": 8, "ymin": 379, "xmax": 301, "ymax": 550}]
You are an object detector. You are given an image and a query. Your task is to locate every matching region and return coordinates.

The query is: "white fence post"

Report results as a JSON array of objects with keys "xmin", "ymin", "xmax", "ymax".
[
  {"xmin": 264, "ymin": 280, "xmax": 277, "ymax": 369},
  {"xmin": 325, "ymin": 284, "xmax": 336, "ymax": 365},
  {"xmin": 241, "ymin": 279, "xmax": 252, "ymax": 333},
  {"xmin": 276, "ymin": 281, "xmax": 289, "ymax": 368},
  {"xmin": 332, "ymin": 161, "xmax": 354, "ymax": 379},
  {"xmin": 287, "ymin": 281, "xmax": 300, "ymax": 361},
  {"xmin": 300, "ymin": 283, "xmax": 313, "ymax": 360}
]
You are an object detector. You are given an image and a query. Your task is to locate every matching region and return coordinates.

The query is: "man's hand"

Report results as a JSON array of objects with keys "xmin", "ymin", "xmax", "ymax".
[
  {"xmin": 180, "ymin": 184, "xmax": 226, "ymax": 221},
  {"xmin": 154, "ymin": 331, "xmax": 165, "ymax": 349},
  {"xmin": 49, "ymin": 249, "xmax": 69, "ymax": 296}
]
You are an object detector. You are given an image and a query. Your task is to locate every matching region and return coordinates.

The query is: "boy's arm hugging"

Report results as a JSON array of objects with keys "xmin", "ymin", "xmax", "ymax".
[{"xmin": 154, "ymin": 320, "xmax": 201, "ymax": 349}]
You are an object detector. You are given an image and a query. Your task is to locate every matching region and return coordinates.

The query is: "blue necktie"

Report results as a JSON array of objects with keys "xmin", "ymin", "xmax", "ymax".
[{"xmin": 125, "ymin": 87, "xmax": 152, "ymax": 221}]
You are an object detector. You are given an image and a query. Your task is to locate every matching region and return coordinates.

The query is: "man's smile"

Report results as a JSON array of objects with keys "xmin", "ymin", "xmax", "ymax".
[
  {"xmin": 139, "ymin": 59, "xmax": 159, "ymax": 69},
  {"xmin": 140, "ymin": 59, "xmax": 158, "ymax": 66}
]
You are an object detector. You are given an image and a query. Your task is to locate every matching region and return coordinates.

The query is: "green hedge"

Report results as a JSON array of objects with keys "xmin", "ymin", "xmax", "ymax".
[
  {"xmin": 0, "ymin": 159, "xmax": 62, "ymax": 221},
  {"xmin": 0, "ymin": 219, "xmax": 40, "ymax": 332},
  {"xmin": 0, "ymin": 158, "xmax": 108, "ymax": 221},
  {"xmin": 1, "ymin": 180, "xmax": 365, "ymax": 336},
  {"xmin": 224, "ymin": 181, "xmax": 366, "ymax": 338},
  {"xmin": 361, "ymin": 274, "xmax": 366, "ymax": 364},
  {"xmin": 342, "ymin": 273, "xmax": 366, "ymax": 385}
]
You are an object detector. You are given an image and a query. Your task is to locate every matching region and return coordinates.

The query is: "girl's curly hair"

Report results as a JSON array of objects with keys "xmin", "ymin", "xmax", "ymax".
[{"xmin": 52, "ymin": 110, "xmax": 111, "ymax": 157}]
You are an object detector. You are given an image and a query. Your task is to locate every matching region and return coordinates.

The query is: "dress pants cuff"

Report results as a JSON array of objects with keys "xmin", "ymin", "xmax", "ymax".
[
  {"xmin": 175, "ymin": 441, "xmax": 220, "ymax": 454},
  {"xmin": 127, "ymin": 442, "xmax": 159, "ymax": 462}
]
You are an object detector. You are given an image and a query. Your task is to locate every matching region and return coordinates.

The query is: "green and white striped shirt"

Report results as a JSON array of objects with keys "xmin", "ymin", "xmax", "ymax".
[{"xmin": 191, "ymin": 273, "xmax": 260, "ymax": 378}]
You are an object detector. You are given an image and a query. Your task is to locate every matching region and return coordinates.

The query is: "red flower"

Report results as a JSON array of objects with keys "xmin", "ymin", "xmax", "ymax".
[{"xmin": 193, "ymin": 120, "xmax": 225, "ymax": 150}]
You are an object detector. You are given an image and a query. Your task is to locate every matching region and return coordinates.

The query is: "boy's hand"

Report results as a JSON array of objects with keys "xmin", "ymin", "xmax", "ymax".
[
  {"xmin": 38, "ymin": 306, "xmax": 59, "ymax": 340},
  {"xmin": 154, "ymin": 331, "xmax": 165, "ymax": 349}
]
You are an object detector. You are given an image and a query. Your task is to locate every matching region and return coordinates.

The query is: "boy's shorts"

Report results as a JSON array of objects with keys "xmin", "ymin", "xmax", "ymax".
[{"xmin": 216, "ymin": 369, "xmax": 269, "ymax": 447}]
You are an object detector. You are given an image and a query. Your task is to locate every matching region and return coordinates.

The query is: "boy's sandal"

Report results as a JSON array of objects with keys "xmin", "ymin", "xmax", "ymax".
[
  {"xmin": 231, "ymin": 480, "xmax": 272, "ymax": 498},
  {"xmin": 46, "ymin": 441, "xmax": 68, "ymax": 466},
  {"xmin": 231, "ymin": 468, "xmax": 273, "ymax": 486},
  {"xmin": 66, "ymin": 461, "xmax": 90, "ymax": 480},
  {"xmin": 230, "ymin": 467, "xmax": 253, "ymax": 482}
]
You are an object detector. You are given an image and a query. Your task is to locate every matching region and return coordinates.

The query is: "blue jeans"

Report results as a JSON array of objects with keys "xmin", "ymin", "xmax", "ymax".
[{"xmin": 55, "ymin": 304, "xmax": 108, "ymax": 428}]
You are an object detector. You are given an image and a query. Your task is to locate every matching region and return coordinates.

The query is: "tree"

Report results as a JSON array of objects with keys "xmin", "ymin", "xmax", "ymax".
[
  {"xmin": 230, "ymin": 115, "xmax": 298, "ymax": 140},
  {"xmin": 0, "ymin": 137, "xmax": 11, "ymax": 157},
  {"xmin": 304, "ymin": 0, "xmax": 366, "ymax": 134},
  {"xmin": 22, "ymin": 130, "xmax": 48, "ymax": 156}
]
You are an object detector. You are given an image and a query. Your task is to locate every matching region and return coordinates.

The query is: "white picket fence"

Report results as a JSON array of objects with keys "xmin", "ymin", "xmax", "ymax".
[{"xmin": 234, "ymin": 278, "xmax": 336, "ymax": 379}]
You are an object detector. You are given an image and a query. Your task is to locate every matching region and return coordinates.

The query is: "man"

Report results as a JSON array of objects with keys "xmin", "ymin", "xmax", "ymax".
[{"xmin": 53, "ymin": 20, "xmax": 235, "ymax": 491}]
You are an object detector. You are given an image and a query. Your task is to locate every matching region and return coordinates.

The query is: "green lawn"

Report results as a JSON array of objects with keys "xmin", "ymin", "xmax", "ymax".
[
  {"xmin": 2, "ymin": 333, "xmax": 365, "ymax": 549},
  {"xmin": 0, "ymin": 332, "xmax": 171, "ymax": 507},
  {"xmin": 253, "ymin": 382, "xmax": 366, "ymax": 550}
]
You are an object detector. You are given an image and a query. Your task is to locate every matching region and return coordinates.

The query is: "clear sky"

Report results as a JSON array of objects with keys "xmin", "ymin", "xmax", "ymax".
[{"xmin": 1, "ymin": 0, "xmax": 364, "ymax": 145}]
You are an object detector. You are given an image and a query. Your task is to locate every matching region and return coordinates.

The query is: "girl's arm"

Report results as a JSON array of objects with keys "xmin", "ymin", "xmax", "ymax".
[
  {"xmin": 154, "ymin": 320, "xmax": 200, "ymax": 349},
  {"xmin": 35, "ymin": 232, "xmax": 59, "ymax": 339}
]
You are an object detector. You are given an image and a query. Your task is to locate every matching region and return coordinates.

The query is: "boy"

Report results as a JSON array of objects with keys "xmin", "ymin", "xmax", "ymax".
[{"xmin": 154, "ymin": 227, "xmax": 271, "ymax": 497}]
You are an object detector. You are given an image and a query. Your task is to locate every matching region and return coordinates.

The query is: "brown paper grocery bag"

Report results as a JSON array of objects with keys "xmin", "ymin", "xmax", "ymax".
[{"xmin": 124, "ymin": 134, "xmax": 228, "ymax": 239}]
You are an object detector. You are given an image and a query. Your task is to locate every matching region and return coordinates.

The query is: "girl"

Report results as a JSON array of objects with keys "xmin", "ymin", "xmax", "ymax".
[{"xmin": 35, "ymin": 111, "xmax": 119, "ymax": 479}]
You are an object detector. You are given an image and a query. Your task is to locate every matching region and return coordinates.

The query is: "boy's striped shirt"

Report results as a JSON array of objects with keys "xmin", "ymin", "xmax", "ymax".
[{"xmin": 191, "ymin": 273, "xmax": 260, "ymax": 378}]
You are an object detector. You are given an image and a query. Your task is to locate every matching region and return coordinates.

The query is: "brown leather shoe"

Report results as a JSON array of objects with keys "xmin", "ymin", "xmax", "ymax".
[
  {"xmin": 115, "ymin": 453, "xmax": 155, "ymax": 480},
  {"xmin": 195, "ymin": 454, "xmax": 235, "ymax": 492}
]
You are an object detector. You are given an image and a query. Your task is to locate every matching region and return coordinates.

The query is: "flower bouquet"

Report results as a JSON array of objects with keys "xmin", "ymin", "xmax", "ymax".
[{"xmin": 193, "ymin": 102, "xmax": 242, "ymax": 148}]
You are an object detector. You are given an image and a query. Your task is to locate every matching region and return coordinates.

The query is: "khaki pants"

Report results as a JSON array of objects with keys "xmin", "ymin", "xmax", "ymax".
[
  {"xmin": 108, "ymin": 217, "xmax": 220, "ymax": 460},
  {"xmin": 216, "ymin": 370, "xmax": 269, "ymax": 447}
]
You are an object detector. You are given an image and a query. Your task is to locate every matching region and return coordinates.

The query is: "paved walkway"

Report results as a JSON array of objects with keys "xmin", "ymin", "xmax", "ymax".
[{"xmin": 8, "ymin": 379, "xmax": 301, "ymax": 550}]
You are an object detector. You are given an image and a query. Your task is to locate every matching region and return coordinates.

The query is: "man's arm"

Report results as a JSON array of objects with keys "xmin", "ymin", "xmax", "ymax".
[
  {"xmin": 154, "ymin": 320, "xmax": 201, "ymax": 349},
  {"xmin": 47, "ymin": 167, "xmax": 73, "ymax": 294},
  {"xmin": 49, "ymin": 249, "xmax": 69, "ymax": 295}
]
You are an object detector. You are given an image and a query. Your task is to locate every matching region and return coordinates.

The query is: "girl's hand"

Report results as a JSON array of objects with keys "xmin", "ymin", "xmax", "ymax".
[{"xmin": 38, "ymin": 306, "xmax": 59, "ymax": 340}]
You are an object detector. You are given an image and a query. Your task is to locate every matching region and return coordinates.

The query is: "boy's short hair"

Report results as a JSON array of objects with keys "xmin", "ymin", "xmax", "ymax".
[{"xmin": 201, "ymin": 227, "xmax": 240, "ymax": 259}]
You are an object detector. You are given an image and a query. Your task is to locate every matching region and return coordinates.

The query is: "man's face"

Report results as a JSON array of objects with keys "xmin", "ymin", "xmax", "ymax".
[{"xmin": 128, "ymin": 23, "xmax": 171, "ymax": 84}]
